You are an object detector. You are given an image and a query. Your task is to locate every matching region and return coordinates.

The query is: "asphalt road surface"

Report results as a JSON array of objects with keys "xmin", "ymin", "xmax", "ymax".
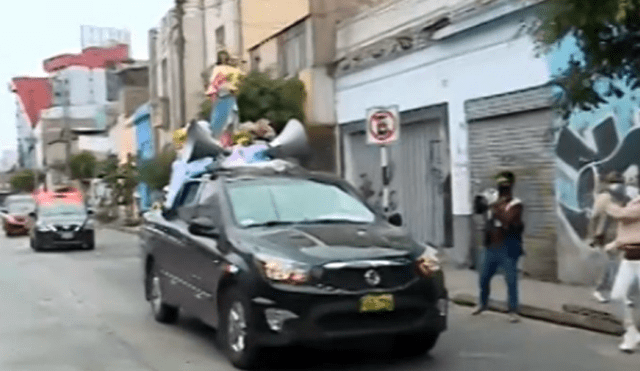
[{"xmin": 1, "ymin": 228, "xmax": 639, "ymax": 371}]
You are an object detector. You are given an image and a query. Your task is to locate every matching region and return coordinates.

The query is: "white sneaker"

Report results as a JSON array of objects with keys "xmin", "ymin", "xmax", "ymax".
[
  {"xmin": 593, "ymin": 291, "xmax": 609, "ymax": 303},
  {"xmin": 619, "ymin": 327, "xmax": 640, "ymax": 353}
]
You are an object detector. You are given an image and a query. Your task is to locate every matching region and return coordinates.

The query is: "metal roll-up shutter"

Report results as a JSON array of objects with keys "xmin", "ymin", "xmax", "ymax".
[{"xmin": 467, "ymin": 86, "xmax": 557, "ymax": 280}]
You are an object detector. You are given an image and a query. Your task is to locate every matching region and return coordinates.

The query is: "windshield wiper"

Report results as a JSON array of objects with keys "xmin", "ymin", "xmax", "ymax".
[
  {"xmin": 298, "ymin": 218, "xmax": 370, "ymax": 225},
  {"xmin": 245, "ymin": 220, "xmax": 296, "ymax": 228}
]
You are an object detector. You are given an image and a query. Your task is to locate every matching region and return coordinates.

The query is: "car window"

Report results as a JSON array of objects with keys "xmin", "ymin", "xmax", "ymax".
[
  {"xmin": 199, "ymin": 181, "xmax": 218, "ymax": 203},
  {"xmin": 7, "ymin": 201, "xmax": 36, "ymax": 214},
  {"xmin": 39, "ymin": 203, "xmax": 86, "ymax": 218},
  {"xmin": 227, "ymin": 178, "xmax": 375, "ymax": 227},
  {"xmin": 176, "ymin": 182, "xmax": 201, "ymax": 208}
]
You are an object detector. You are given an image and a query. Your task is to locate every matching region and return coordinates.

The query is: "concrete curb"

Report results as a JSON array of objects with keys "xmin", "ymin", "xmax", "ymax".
[{"xmin": 452, "ymin": 293, "xmax": 624, "ymax": 337}]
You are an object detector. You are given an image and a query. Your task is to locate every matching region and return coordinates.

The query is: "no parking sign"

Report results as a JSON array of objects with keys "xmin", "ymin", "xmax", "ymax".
[{"xmin": 366, "ymin": 106, "xmax": 400, "ymax": 145}]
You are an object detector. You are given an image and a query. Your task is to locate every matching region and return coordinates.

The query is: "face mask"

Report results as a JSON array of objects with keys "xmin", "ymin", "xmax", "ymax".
[{"xmin": 498, "ymin": 185, "xmax": 511, "ymax": 195}]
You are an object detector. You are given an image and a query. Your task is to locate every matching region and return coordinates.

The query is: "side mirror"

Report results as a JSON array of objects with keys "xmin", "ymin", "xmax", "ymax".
[
  {"xmin": 29, "ymin": 212, "xmax": 37, "ymax": 220},
  {"xmin": 189, "ymin": 217, "xmax": 219, "ymax": 238},
  {"xmin": 0, "ymin": 208, "xmax": 7, "ymax": 214},
  {"xmin": 87, "ymin": 208, "xmax": 95, "ymax": 216},
  {"xmin": 388, "ymin": 213, "xmax": 403, "ymax": 227}
]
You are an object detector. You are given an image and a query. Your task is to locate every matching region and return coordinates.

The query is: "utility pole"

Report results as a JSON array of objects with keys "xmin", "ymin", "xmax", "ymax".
[
  {"xmin": 175, "ymin": 0, "xmax": 187, "ymax": 126},
  {"xmin": 200, "ymin": 0, "xmax": 207, "ymax": 70},
  {"xmin": 236, "ymin": 0, "xmax": 244, "ymax": 65},
  {"xmin": 63, "ymin": 78, "xmax": 71, "ymax": 182}
]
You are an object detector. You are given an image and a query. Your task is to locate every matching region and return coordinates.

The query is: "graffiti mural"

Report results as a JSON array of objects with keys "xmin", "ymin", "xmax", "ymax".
[
  {"xmin": 556, "ymin": 117, "xmax": 640, "ymax": 240},
  {"xmin": 548, "ymin": 35, "xmax": 640, "ymax": 245}
]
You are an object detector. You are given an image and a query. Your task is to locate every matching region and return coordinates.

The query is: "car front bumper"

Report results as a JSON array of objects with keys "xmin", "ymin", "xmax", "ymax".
[
  {"xmin": 34, "ymin": 229, "xmax": 94, "ymax": 249},
  {"xmin": 5, "ymin": 222, "xmax": 29, "ymax": 235},
  {"xmin": 246, "ymin": 272, "xmax": 448, "ymax": 347}
]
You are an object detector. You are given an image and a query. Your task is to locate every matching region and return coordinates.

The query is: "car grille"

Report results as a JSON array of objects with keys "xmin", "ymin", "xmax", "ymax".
[
  {"xmin": 53, "ymin": 224, "xmax": 79, "ymax": 232},
  {"xmin": 320, "ymin": 264, "xmax": 415, "ymax": 292}
]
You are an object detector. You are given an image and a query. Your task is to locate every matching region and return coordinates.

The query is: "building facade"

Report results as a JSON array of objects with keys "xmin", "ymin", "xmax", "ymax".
[
  {"xmin": 247, "ymin": 0, "xmax": 385, "ymax": 173},
  {"xmin": 39, "ymin": 44, "xmax": 130, "ymax": 184},
  {"xmin": 334, "ymin": 0, "xmax": 561, "ymax": 280}
]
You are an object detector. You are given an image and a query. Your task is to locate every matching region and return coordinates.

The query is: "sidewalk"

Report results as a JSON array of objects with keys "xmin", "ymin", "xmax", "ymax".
[{"xmin": 443, "ymin": 262, "xmax": 637, "ymax": 336}]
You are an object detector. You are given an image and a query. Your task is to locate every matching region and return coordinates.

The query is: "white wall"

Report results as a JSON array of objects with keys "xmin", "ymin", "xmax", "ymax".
[
  {"xmin": 335, "ymin": 3, "xmax": 550, "ymax": 215},
  {"xmin": 54, "ymin": 67, "xmax": 108, "ymax": 107},
  {"xmin": 336, "ymin": 0, "xmax": 477, "ymax": 59}
]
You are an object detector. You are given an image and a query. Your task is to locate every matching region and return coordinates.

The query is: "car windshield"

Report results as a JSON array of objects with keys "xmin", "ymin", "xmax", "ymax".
[
  {"xmin": 39, "ymin": 203, "xmax": 86, "ymax": 218},
  {"xmin": 7, "ymin": 201, "xmax": 35, "ymax": 214},
  {"xmin": 227, "ymin": 178, "xmax": 376, "ymax": 227}
]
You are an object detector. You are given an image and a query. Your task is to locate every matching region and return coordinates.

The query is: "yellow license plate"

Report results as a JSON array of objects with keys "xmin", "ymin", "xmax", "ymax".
[{"xmin": 359, "ymin": 294, "xmax": 395, "ymax": 313}]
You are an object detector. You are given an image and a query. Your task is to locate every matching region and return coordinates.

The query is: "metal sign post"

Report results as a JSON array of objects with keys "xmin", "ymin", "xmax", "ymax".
[{"xmin": 366, "ymin": 106, "xmax": 400, "ymax": 215}]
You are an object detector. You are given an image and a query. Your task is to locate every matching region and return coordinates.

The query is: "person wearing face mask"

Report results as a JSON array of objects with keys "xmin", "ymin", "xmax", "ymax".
[
  {"xmin": 588, "ymin": 171, "xmax": 634, "ymax": 304},
  {"xmin": 472, "ymin": 171, "xmax": 524, "ymax": 323}
]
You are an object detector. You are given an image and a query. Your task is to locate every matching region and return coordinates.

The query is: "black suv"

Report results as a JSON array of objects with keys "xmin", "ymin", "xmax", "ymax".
[{"xmin": 140, "ymin": 164, "xmax": 447, "ymax": 369}]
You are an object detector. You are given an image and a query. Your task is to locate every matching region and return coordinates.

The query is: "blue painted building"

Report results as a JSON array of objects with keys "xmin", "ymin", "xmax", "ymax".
[{"xmin": 133, "ymin": 103, "xmax": 155, "ymax": 212}]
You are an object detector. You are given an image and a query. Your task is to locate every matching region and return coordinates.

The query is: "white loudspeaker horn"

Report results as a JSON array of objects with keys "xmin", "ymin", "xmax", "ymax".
[
  {"xmin": 267, "ymin": 119, "xmax": 311, "ymax": 159},
  {"xmin": 183, "ymin": 121, "xmax": 227, "ymax": 162}
]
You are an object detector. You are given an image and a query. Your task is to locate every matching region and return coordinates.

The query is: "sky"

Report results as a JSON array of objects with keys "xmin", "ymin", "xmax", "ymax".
[{"xmin": 0, "ymin": 0, "xmax": 175, "ymax": 152}]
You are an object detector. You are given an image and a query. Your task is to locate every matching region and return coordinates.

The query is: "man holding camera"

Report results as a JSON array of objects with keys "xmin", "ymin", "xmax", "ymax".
[{"xmin": 472, "ymin": 171, "xmax": 524, "ymax": 323}]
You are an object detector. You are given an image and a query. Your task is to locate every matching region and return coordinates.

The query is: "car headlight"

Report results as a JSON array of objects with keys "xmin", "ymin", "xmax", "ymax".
[
  {"xmin": 36, "ymin": 223, "xmax": 55, "ymax": 232},
  {"xmin": 255, "ymin": 255, "xmax": 310, "ymax": 285},
  {"xmin": 415, "ymin": 244, "xmax": 441, "ymax": 277}
]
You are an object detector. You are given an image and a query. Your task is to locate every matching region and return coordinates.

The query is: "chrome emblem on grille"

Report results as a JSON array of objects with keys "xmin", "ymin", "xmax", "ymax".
[{"xmin": 364, "ymin": 269, "xmax": 381, "ymax": 286}]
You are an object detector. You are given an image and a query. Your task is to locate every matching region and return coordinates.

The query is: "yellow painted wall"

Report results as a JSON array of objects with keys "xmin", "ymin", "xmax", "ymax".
[{"xmin": 241, "ymin": 0, "xmax": 310, "ymax": 56}]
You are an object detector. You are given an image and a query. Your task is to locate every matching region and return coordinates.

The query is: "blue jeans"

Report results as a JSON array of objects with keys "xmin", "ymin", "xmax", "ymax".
[{"xmin": 479, "ymin": 245, "xmax": 520, "ymax": 312}]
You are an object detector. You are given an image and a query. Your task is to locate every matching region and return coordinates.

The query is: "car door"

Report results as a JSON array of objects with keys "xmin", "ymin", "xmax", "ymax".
[
  {"xmin": 159, "ymin": 180, "xmax": 204, "ymax": 308},
  {"xmin": 184, "ymin": 180, "xmax": 228, "ymax": 326}
]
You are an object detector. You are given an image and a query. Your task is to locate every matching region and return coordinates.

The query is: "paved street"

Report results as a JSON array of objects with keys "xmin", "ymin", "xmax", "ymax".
[{"xmin": 0, "ymin": 228, "xmax": 639, "ymax": 371}]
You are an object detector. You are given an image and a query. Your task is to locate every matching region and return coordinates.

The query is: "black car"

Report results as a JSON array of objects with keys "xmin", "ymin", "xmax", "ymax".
[
  {"xmin": 140, "ymin": 164, "xmax": 447, "ymax": 369},
  {"xmin": 30, "ymin": 201, "xmax": 95, "ymax": 251}
]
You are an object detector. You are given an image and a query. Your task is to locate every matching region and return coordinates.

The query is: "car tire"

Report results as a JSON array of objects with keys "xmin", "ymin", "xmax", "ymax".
[
  {"xmin": 392, "ymin": 331, "xmax": 440, "ymax": 357},
  {"xmin": 31, "ymin": 237, "xmax": 42, "ymax": 252},
  {"xmin": 218, "ymin": 288, "xmax": 262, "ymax": 370},
  {"xmin": 85, "ymin": 240, "xmax": 95, "ymax": 250},
  {"xmin": 147, "ymin": 265, "xmax": 179, "ymax": 324}
]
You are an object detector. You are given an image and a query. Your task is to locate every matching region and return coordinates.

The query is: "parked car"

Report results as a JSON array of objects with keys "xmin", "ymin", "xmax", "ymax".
[
  {"xmin": 140, "ymin": 163, "xmax": 448, "ymax": 369},
  {"xmin": 29, "ymin": 198, "xmax": 95, "ymax": 251},
  {"xmin": 1, "ymin": 194, "xmax": 36, "ymax": 236}
]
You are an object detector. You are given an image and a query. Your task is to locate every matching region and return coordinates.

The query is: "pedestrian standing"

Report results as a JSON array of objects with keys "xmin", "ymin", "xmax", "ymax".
[
  {"xmin": 472, "ymin": 171, "xmax": 524, "ymax": 323},
  {"xmin": 604, "ymin": 191, "xmax": 640, "ymax": 352},
  {"xmin": 588, "ymin": 171, "xmax": 627, "ymax": 303}
]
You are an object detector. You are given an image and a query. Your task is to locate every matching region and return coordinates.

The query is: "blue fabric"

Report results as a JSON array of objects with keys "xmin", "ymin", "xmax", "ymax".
[
  {"xmin": 164, "ymin": 157, "xmax": 215, "ymax": 210},
  {"xmin": 479, "ymin": 245, "xmax": 520, "ymax": 312},
  {"xmin": 209, "ymin": 95, "xmax": 237, "ymax": 138}
]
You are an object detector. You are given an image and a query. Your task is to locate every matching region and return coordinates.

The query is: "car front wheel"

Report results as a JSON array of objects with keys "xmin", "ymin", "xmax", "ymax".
[
  {"xmin": 147, "ymin": 266, "xmax": 179, "ymax": 324},
  {"xmin": 218, "ymin": 288, "xmax": 262, "ymax": 369}
]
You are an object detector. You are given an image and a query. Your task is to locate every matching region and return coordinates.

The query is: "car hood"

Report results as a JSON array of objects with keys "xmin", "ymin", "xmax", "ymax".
[{"xmin": 238, "ymin": 223, "xmax": 423, "ymax": 265}]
